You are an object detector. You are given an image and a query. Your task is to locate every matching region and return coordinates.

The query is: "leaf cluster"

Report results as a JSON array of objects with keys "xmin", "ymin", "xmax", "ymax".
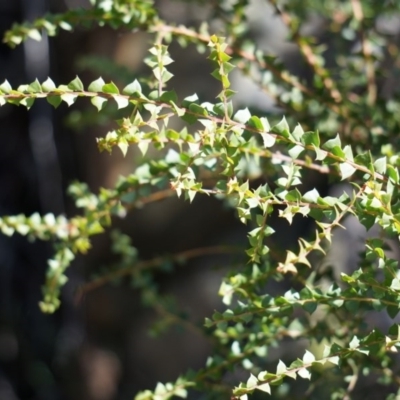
[{"xmin": 3, "ymin": 1, "xmax": 400, "ymax": 399}]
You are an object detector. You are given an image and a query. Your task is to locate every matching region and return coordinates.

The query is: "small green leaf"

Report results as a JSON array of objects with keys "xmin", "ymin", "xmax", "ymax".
[
  {"xmin": 28, "ymin": 79, "xmax": 42, "ymax": 93},
  {"xmin": 248, "ymin": 115, "xmax": 264, "ymax": 130},
  {"xmin": 213, "ymin": 102, "xmax": 225, "ymax": 117},
  {"xmin": 390, "ymin": 278, "xmax": 400, "ymax": 291},
  {"xmin": 68, "ymin": 76, "xmax": 84, "ymax": 92},
  {"xmin": 355, "ymin": 151, "xmax": 374, "ymax": 173},
  {"xmin": 302, "ymin": 301, "xmax": 317, "ymax": 314},
  {"xmin": 47, "ymin": 95, "xmax": 62, "ymax": 108},
  {"xmin": 291, "ymin": 124, "xmax": 304, "ymax": 140},
  {"xmin": 171, "ymin": 101, "xmax": 185, "ymax": 117},
  {"xmin": 387, "ymin": 165, "xmax": 399, "ymax": 183},
  {"xmin": 182, "ymin": 93, "xmax": 198, "ymax": 107},
  {"xmin": 302, "ymin": 131, "xmax": 320, "ymax": 147},
  {"xmin": 349, "ymin": 336, "xmax": 360, "ymax": 349},
  {"xmin": 261, "ymin": 133, "xmax": 276, "ymax": 148},
  {"xmin": 118, "ymin": 139, "xmax": 128, "ymax": 157},
  {"xmin": 297, "ymin": 367, "xmax": 311, "ymax": 380},
  {"xmin": 91, "ymin": 96, "xmax": 107, "ymax": 111},
  {"xmin": 303, "ymin": 350, "xmax": 315, "ymax": 364},
  {"xmin": 42, "ymin": 77, "xmax": 56, "ymax": 92},
  {"xmin": 137, "ymin": 141, "xmax": 149, "ymax": 156},
  {"xmin": 160, "ymin": 90, "xmax": 178, "ymax": 104},
  {"xmin": 260, "ymin": 117, "xmax": 270, "ymax": 131},
  {"xmin": 102, "ymin": 82, "xmax": 119, "ymax": 94},
  {"xmin": 288, "ymin": 145, "xmax": 304, "ymax": 159},
  {"xmin": 20, "ymin": 97, "xmax": 35, "ymax": 109},
  {"xmin": 374, "ymin": 157, "xmax": 387, "ymax": 174},
  {"xmin": 28, "ymin": 29, "xmax": 42, "ymax": 41},
  {"xmin": 340, "ymin": 162, "xmax": 356, "ymax": 180},
  {"xmin": 88, "ymin": 77, "xmax": 105, "ymax": 92},
  {"xmin": 113, "ymin": 94, "xmax": 129, "ymax": 109},
  {"xmin": 302, "ymin": 189, "xmax": 319, "ymax": 203},
  {"xmin": 189, "ymin": 103, "xmax": 208, "ymax": 116},
  {"xmin": 257, "ymin": 382, "xmax": 271, "ymax": 394},
  {"xmin": 271, "ymin": 116, "xmax": 290, "ymax": 138},
  {"xmin": 181, "ymin": 112, "xmax": 198, "ymax": 124},
  {"xmin": 323, "ymin": 134, "xmax": 341, "ymax": 150},
  {"xmin": 123, "ymin": 79, "xmax": 142, "ymax": 95},
  {"xmin": 0, "ymin": 80, "xmax": 12, "ymax": 94},
  {"xmin": 246, "ymin": 374, "xmax": 258, "ymax": 388},
  {"xmin": 59, "ymin": 20, "xmax": 72, "ymax": 31},
  {"xmin": 61, "ymin": 93, "xmax": 77, "ymax": 106},
  {"xmin": 234, "ymin": 108, "xmax": 251, "ymax": 123},
  {"xmin": 313, "ymin": 145, "xmax": 327, "ymax": 160}
]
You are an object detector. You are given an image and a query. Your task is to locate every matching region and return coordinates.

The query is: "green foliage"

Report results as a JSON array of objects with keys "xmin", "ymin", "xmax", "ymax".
[{"xmin": 3, "ymin": 0, "xmax": 400, "ymax": 398}]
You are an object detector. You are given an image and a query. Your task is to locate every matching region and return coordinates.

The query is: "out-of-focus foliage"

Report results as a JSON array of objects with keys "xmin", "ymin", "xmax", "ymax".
[{"xmin": 3, "ymin": 0, "xmax": 400, "ymax": 398}]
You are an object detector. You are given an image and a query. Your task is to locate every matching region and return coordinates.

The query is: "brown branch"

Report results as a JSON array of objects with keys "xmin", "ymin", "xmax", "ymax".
[
  {"xmin": 1, "ymin": 89, "xmax": 390, "ymax": 183},
  {"xmin": 75, "ymin": 245, "xmax": 243, "ymax": 303},
  {"xmin": 151, "ymin": 23, "xmax": 343, "ymax": 117},
  {"xmin": 350, "ymin": 0, "xmax": 377, "ymax": 106},
  {"xmin": 268, "ymin": 0, "xmax": 343, "ymax": 104},
  {"xmin": 270, "ymin": 151, "xmax": 331, "ymax": 174},
  {"xmin": 124, "ymin": 188, "xmax": 175, "ymax": 210}
]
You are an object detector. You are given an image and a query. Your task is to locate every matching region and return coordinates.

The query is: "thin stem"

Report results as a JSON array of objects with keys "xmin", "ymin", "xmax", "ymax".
[
  {"xmin": 268, "ymin": 0, "xmax": 342, "ymax": 104},
  {"xmin": 75, "ymin": 245, "xmax": 242, "ymax": 303},
  {"xmin": 151, "ymin": 23, "xmax": 344, "ymax": 116},
  {"xmin": 152, "ymin": 301, "xmax": 206, "ymax": 339},
  {"xmin": 350, "ymin": 0, "xmax": 377, "ymax": 106}
]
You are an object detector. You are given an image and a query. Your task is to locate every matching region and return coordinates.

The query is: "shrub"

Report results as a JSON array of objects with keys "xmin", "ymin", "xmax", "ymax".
[{"xmin": 3, "ymin": 0, "xmax": 400, "ymax": 398}]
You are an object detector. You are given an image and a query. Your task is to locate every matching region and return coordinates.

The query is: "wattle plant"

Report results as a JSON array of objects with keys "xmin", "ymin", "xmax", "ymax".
[{"xmin": 3, "ymin": 0, "xmax": 400, "ymax": 399}]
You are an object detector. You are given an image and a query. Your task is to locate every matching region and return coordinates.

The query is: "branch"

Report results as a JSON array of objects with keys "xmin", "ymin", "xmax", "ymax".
[
  {"xmin": 350, "ymin": 0, "xmax": 377, "ymax": 106},
  {"xmin": 75, "ymin": 245, "xmax": 242, "ymax": 303},
  {"xmin": 268, "ymin": 0, "xmax": 342, "ymax": 104}
]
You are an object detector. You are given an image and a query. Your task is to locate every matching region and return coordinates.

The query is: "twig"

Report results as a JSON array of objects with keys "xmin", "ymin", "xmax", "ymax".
[
  {"xmin": 268, "ymin": 0, "xmax": 342, "ymax": 104},
  {"xmin": 124, "ymin": 188, "xmax": 176, "ymax": 210},
  {"xmin": 271, "ymin": 151, "xmax": 331, "ymax": 174},
  {"xmin": 151, "ymin": 23, "xmax": 343, "ymax": 116},
  {"xmin": 75, "ymin": 245, "xmax": 242, "ymax": 303},
  {"xmin": 350, "ymin": 0, "xmax": 377, "ymax": 106}
]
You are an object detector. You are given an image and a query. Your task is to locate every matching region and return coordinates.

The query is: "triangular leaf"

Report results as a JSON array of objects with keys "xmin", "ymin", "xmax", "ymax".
[
  {"xmin": 47, "ymin": 95, "xmax": 62, "ymax": 108},
  {"xmin": 42, "ymin": 77, "xmax": 56, "ymax": 92},
  {"xmin": 123, "ymin": 79, "xmax": 142, "ymax": 95},
  {"xmin": 118, "ymin": 139, "xmax": 128, "ymax": 157},
  {"xmin": 303, "ymin": 350, "xmax": 315, "ymax": 364},
  {"xmin": 61, "ymin": 93, "xmax": 77, "ymax": 106},
  {"xmin": 340, "ymin": 162, "xmax": 356, "ymax": 180},
  {"xmin": 68, "ymin": 76, "xmax": 84, "ymax": 92},
  {"xmin": 261, "ymin": 133, "xmax": 276, "ymax": 148},
  {"xmin": 302, "ymin": 189, "xmax": 319, "ymax": 203},
  {"xmin": 271, "ymin": 116, "xmax": 290, "ymax": 138},
  {"xmin": 20, "ymin": 97, "xmax": 35, "ymax": 109},
  {"xmin": 28, "ymin": 79, "xmax": 42, "ymax": 93},
  {"xmin": 291, "ymin": 124, "xmax": 304, "ymax": 141},
  {"xmin": 102, "ymin": 82, "xmax": 119, "ymax": 94},
  {"xmin": 257, "ymin": 382, "xmax": 271, "ymax": 394},
  {"xmin": 323, "ymin": 134, "xmax": 341, "ymax": 150},
  {"xmin": 113, "ymin": 94, "xmax": 129, "ymax": 109},
  {"xmin": 288, "ymin": 145, "xmax": 304, "ymax": 159},
  {"xmin": 91, "ymin": 96, "xmax": 107, "ymax": 111},
  {"xmin": 234, "ymin": 108, "xmax": 251, "ymax": 124},
  {"xmin": 374, "ymin": 157, "xmax": 387, "ymax": 174},
  {"xmin": 0, "ymin": 80, "xmax": 12, "ymax": 94},
  {"xmin": 88, "ymin": 77, "xmax": 105, "ymax": 92}
]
